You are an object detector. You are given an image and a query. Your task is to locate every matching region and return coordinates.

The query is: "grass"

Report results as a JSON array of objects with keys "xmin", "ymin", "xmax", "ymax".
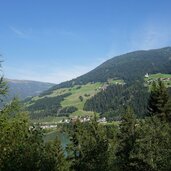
[
  {"xmin": 145, "ymin": 73, "xmax": 171, "ymax": 88},
  {"xmin": 61, "ymin": 82, "xmax": 102, "ymax": 115},
  {"xmin": 145, "ymin": 73, "xmax": 171, "ymax": 79},
  {"xmin": 108, "ymin": 79, "xmax": 125, "ymax": 85},
  {"xmin": 103, "ymin": 121, "xmax": 120, "ymax": 126},
  {"xmin": 61, "ymin": 81, "xmax": 124, "ymax": 116},
  {"xmin": 27, "ymin": 79, "xmax": 124, "ymax": 118},
  {"xmin": 31, "ymin": 116, "xmax": 67, "ymax": 123}
]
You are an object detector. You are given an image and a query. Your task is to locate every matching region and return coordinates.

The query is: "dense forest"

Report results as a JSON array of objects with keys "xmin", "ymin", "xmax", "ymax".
[
  {"xmin": 1, "ymin": 74, "xmax": 171, "ymax": 170},
  {"xmin": 27, "ymin": 93, "xmax": 72, "ymax": 119},
  {"xmin": 84, "ymin": 81, "xmax": 149, "ymax": 118}
]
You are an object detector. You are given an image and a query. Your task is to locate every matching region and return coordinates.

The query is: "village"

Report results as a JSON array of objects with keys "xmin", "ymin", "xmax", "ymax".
[
  {"xmin": 145, "ymin": 73, "xmax": 171, "ymax": 85},
  {"xmin": 38, "ymin": 116, "xmax": 107, "ymax": 129}
]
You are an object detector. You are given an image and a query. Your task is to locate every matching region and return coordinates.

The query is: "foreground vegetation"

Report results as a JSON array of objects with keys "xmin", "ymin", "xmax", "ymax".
[{"xmin": 0, "ymin": 75, "xmax": 171, "ymax": 170}]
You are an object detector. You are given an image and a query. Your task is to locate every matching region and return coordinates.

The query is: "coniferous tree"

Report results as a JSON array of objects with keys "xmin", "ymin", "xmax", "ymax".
[
  {"xmin": 0, "ymin": 67, "xmax": 69, "ymax": 171},
  {"xmin": 115, "ymin": 106, "xmax": 136, "ymax": 170},
  {"xmin": 42, "ymin": 139, "xmax": 70, "ymax": 171},
  {"xmin": 138, "ymin": 79, "xmax": 171, "ymax": 170},
  {"xmin": 134, "ymin": 117, "xmax": 171, "ymax": 171},
  {"xmin": 67, "ymin": 117, "xmax": 109, "ymax": 171},
  {"xmin": 147, "ymin": 79, "xmax": 171, "ymax": 122},
  {"xmin": 0, "ymin": 77, "xmax": 7, "ymax": 101}
]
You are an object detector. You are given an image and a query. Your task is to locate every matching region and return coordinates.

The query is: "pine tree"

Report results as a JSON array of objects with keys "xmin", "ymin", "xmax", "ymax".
[
  {"xmin": 0, "ymin": 67, "xmax": 69, "ymax": 171},
  {"xmin": 134, "ymin": 117, "xmax": 171, "ymax": 171},
  {"xmin": 147, "ymin": 79, "xmax": 171, "ymax": 122},
  {"xmin": 42, "ymin": 139, "xmax": 70, "ymax": 171},
  {"xmin": 165, "ymin": 98, "xmax": 171, "ymax": 123},
  {"xmin": 0, "ymin": 77, "xmax": 7, "ymax": 101},
  {"xmin": 115, "ymin": 106, "xmax": 136, "ymax": 170},
  {"xmin": 67, "ymin": 116, "xmax": 109, "ymax": 171}
]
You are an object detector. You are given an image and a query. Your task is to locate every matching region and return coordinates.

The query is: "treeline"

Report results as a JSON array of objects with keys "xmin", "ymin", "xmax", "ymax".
[
  {"xmin": 57, "ymin": 106, "xmax": 78, "ymax": 117},
  {"xmin": 0, "ymin": 78, "xmax": 171, "ymax": 170},
  {"xmin": 84, "ymin": 81, "xmax": 149, "ymax": 119}
]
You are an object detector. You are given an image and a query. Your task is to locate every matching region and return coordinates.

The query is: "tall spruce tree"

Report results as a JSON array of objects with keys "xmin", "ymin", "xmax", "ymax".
[
  {"xmin": 115, "ymin": 106, "xmax": 136, "ymax": 170},
  {"xmin": 42, "ymin": 139, "xmax": 70, "ymax": 171},
  {"xmin": 134, "ymin": 117, "xmax": 171, "ymax": 171},
  {"xmin": 0, "ymin": 64, "xmax": 69, "ymax": 171},
  {"xmin": 147, "ymin": 79, "xmax": 171, "ymax": 122},
  {"xmin": 67, "ymin": 116, "xmax": 109, "ymax": 171}
]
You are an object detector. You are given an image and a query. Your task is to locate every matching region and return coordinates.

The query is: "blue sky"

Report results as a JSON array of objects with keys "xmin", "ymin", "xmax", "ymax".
[{"xmin": 0, "ymin": 0, "xmax": 171, "ymax": 83}]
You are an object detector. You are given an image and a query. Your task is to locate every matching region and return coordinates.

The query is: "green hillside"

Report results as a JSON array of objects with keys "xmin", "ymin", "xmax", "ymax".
[
  {"xmin": 26, "ymin": 79, "xmax": 124, "ymax": 119},
  {"xmin": 25, "ymin": 47, "xmax": 171, "ymax": 120},
  {"xmin": 145, "ymin": 73, "xmax": 171, "ymax": 87},
  {"xmin": 41, "ymin": 47, "xmax": 171, "ymax": 95}
]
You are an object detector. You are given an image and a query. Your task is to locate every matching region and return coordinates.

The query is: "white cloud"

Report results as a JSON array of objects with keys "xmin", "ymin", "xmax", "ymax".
[
  {"xmin": 9, "ymin": 26, "xmax": 81, "ymax": 42},
  {"xmin": 130, "ymin": 23, "xmax": 171, "ymax": 51},
  {"xmin": 9, "ymin": 26, "xmax": 32, "ymax": 39},
  {"xmin": 105, "ymin": 22, "xmax": 171, "ymax": 59}
]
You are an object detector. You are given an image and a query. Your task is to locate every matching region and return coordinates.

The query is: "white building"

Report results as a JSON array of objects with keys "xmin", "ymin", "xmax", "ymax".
[{"xmin": 145, "ymin": 73, "xmax": 149, "ymax": 78}]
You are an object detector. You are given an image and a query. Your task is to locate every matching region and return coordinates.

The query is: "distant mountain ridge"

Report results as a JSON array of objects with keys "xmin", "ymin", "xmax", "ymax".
[{"xmin": 4, "ymin": 78, "xmax": 55, "ymax": 101}]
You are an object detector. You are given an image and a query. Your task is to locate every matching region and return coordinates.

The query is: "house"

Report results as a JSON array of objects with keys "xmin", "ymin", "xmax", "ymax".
[
  {"xmin": 80, "ymin": 116, "xmax": 91, "ymax": 122},
  {"xmin": 64, "ymin": 119, "xmax": 70, "ymax": 123},
  {"xmin": 145, "ymin": 73, "xmax": 149, "ymax": 78},
  {"xmin": 97, "ymin": 117, "xmax": 107, "ymax": 123}
]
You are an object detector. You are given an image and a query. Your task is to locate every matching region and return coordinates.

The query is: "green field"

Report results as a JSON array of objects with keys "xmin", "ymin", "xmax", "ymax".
[
  {"xmin": 107, "ymin": 79, "xmax": 125, "ymax": 85},
  {"xmin": 145, "ymin": 73, "xmax": 171, "ymax": 79},
  {"xmin": 28, "ymin": 79, "xmax": 124, "ymax": 117},
  {"xmin": 145, "ymin": 73, "xmax": 171, "ymax": 87},
  {"xmin": 61, "ymin": 80, "xmax": 124, "ymax": 116},
  {"xmin": 26, "ymin": 79, "xmax": 125, "ymax": 123},
  {"xmin": 31, "ymin": 116, "xmax": 67, "ymax": 123},
  {"xmin": 61, "ymin": 82, "xmax": 102, "ymax": 116}
]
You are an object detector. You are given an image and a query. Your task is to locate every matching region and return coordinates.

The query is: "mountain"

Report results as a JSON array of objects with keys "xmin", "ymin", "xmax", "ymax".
[
  {"xmin": 40, "ymin": 47, "xmax": 171, "ymax": 96},
  {"xmin": 25, "ymin": 47, "xmax": 171, "ymax": 119},
  {"xmin": 4, "ymin": 78, "xmax": 55, "ymax": 101}
]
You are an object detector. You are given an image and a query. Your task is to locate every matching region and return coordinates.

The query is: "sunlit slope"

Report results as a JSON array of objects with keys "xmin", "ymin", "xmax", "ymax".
[
  {"xmin": 26, "ymin": 80, "xmax": 124, "ymax": 118},
  {"xmin": 25, "ymin": 47, "xmax": 171, "ymax": 119},
  {"xmin": 145, "ymin": 73, "xmax": 171, "ymax": 87},
  {"xmin": 42, "ymin": 47, "xmax": 171, "ymax": 93}
]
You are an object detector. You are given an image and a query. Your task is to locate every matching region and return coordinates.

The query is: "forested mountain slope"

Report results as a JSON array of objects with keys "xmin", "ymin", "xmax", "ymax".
[
  {"xmin": 26, "ymin": 47, "xmax": 171, "ymax": 119},
  {"xmin": 43, "ymin": 47, "xmax": 171, "ymax": 95}
]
